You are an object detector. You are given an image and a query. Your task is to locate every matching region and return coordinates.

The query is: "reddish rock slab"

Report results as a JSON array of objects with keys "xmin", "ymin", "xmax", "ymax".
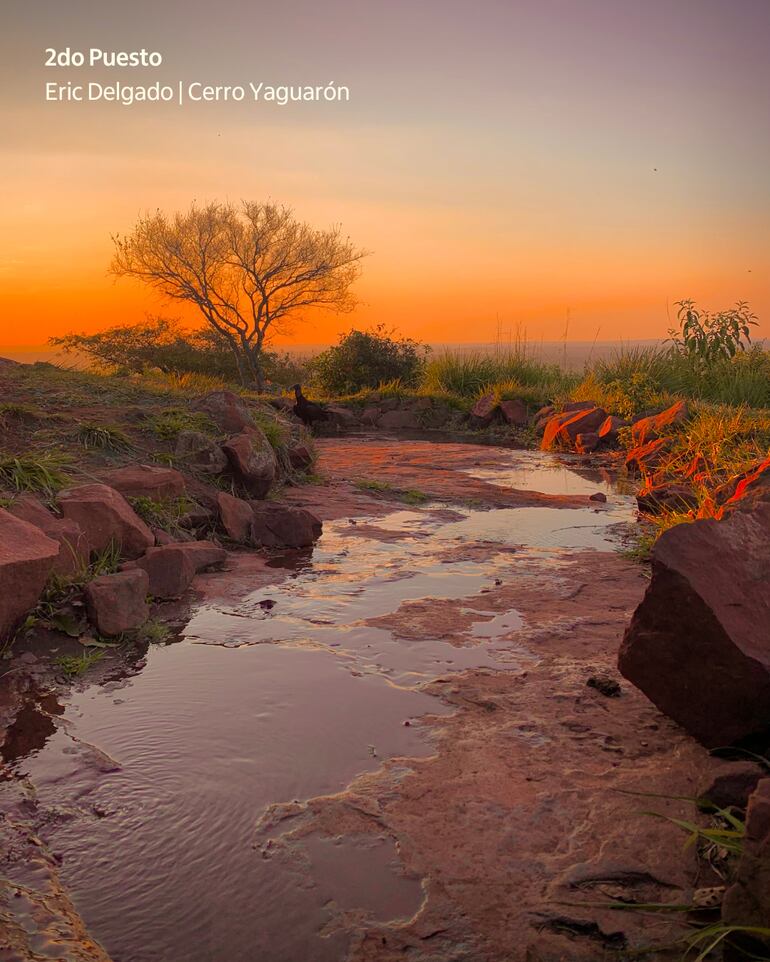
[
  {"xmin": 175, "ymin": 540, "xmax": 227, "ymax": 572},
  {"xmin": 598, "ymin": 415, "xmax": 629, "ymax": 446},
  {"xmin": 7, "ymin": 494, "xmax": 88, "ymax": 577},
  {"xmin": 58, "ymin": 483, "xmax": 154, "ymax": 560},
  {"xmin": 250, "ymin": 503, "xmax": 323, "ymax": 548},
  {"xmin": 470, "ymin": 393, "xmax": 498, "ymax": 425},
  {"xmin": 84, "ymin": 569, "xmax": 149, "ymax": 636},
  {"xmin": 722, "ymin": 778, "xmax": 770, "ymax": 949},
  {"xmin": 542, "ymin": 407, "xmax": 607, "ymax": 450},
  {"xmin": 222, "ymin": 429, "xmax": 277, "ymax": 498},
  {"xmin": 499, "ymin": 398, "xmax": 528, "ymax": 426},
  {"xmin": 625, "ymin": 438, "xmax": 670, "ymax": 476},
  {"xmin": 175, "ymin": 430, "xmax": 229, "ymax": 474},
  {"xmin": 618, "ymin": 504, "xmax": 770, "ymax": 747},
  {"xmin": 97, "ymin": 464, "xmax": 186, "ymax": 501},
  {"xmin": 721, "ymin": 456, "xmax": 770, "ymax": 509},
  {"xmin": 127, "ymin": 545, "xmax": 196, "ymax": 600},
  {"xmin": 0, "ymin": 510, "xmax": 60, "ymax": 639},
  {"xmin": 701, "ymin": 761, "xmax": 765, "ymax": 811},
  {"xmin": 191, "ymin": 390, "xmax": 254, "ymax": 433},
  {"xmin": 631, "ymin": 400, "xmax": 689, "ymax": 446},
  {"xmin": 378, "ymin": 409, "xmax": 420, "ymax": 430},
  {"xmin": 563, "ymin": 400, "xmax": 598, "ymax": 413},
  {"xmin": 575, "ymin": 432, "xmax": 599, "ymax": 454},
  {"xmin": 216, "ymin": 491, "xmax": 253, "ymax": 543},
  {"xmin": 287, "ymin": 443, "xmax": 314, "ymax": 471}
]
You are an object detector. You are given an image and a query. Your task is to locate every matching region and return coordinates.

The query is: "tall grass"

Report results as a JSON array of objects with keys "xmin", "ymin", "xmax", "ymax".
[{"xmin": 422, "ymin": 349, "xmax": 578, "ymax": 401}]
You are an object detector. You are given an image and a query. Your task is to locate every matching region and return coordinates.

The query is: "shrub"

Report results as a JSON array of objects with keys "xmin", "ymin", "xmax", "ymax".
[
  {"xmin": 310, "ymin": 325, "xmax": 428, "ymax": 394},
  {"xmin": 667, "ymin": 299, "xmax": 757, "ymax": 365}
]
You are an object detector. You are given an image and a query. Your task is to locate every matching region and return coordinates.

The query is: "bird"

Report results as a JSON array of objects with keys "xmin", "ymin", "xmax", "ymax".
[{"xmin": 291, "ymin": 383, "xmax": 329, "ymax": 427}]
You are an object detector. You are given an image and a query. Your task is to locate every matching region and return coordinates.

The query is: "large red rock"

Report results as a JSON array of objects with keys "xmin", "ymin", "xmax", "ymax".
[
  {"xmin": 177, "ymin": 540, "xmax": 227, "ymax": 572},
  {"xmin": 575, "ymin": 432, "xmax": 599, "ymax": 454},
  {"xmin": 625, "ymin": 438, "xmax": 669, "ymax": 476},
  {"xmin": 98, "ymin": 464, "xmax": 186, "ymax": 500},
  {"xmin": 216, "ymin": 492, "xmax": 253, "ymax": 543},
  {"xmin": 720, "ymin": 456, "xmax": 770, "ymax": 509},
  {"xmin": 58, "ymin": 483, "xmax": 154, "ymax": 559},
  {"xmin": 8, "ymin": 495, "xmax": 89, "ymax": 577},
  {"xmin": 128, "ymin": 546, "xmax": 195, "ymax": 599},
  {"xmin": 618, "ymin": 503, "xmax": 770, "ymax": 747},
  {"xmin": 597, "ymin": 415, "xmax": 629, "ymax": 446},
  {"xmin": 722, "ymin": 778, "xmax": 770, "ymax": 951},
  {"xmin": 84, "ymin": 569, "xmax": 149, "ymax": 636},
  {"xmin": 174, "ymin": 430, "xmax": 229, "ymax": 475},
  {"xmin": 250, "ymin": 504, "xmax": 322, "ymax": 548},
  {"xmin": 541, "ymin": 407, "xmax": 607, "ymax": 450},
  {"xmin": 0, "ymin": 510, "xmax": 60, "ymax": 639},
  {"xmin": 378, "ymin": 410, "xmax": 420, "ymax": 430},
  {"xmin": 499, "ymin": 398, "xmax": 528, "ymax": 426},
  {"xmin": 631, "ymin": 400, "xmax": 689, "ymax": 446},
  {"xmin": 222, "ymin": 429, "xmax": 277, "ymax": 498},
  {"xmin": 470, "ymin": 393, "xmax": 498, "ymax": 426},
  {"xmin": 191, "ymin": 390, "xmax": 254, "ymax": 433}
]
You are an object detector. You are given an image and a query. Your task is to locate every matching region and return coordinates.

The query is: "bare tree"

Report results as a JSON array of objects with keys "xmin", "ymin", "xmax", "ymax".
[{"xmin": 111, "ymin": 201, "xmax": 367, "ymax": 389}]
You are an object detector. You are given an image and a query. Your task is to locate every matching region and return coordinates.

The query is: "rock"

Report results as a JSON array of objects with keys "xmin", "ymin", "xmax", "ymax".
[
  {"xmin": 361, "ymin": 406, "xmax": 381, "ymax": 426},
  {"xmin": 222, "ymin": 429, "xmax": 277, "ymax": 498},
  {"xmin": 180, "ymin": 505, "xmax": 215, "ymax": 532},
  {"xmin": 587, "ymin": 674, "xmax": 621, "ymax": 697},
  {"xmin": 250, "ymin": 503, "xmax": 322, "ymax": 548},
  {"xmin": 128, "ymin": 546, "xmax": 196, "ymax": 600},
  {"xmin": 533, "ymin": 405, "xmax": 555, "ymax": 433},
  {"xmin": 701, "ymin": 762, "xmax": 765, "ymax": 811},
  {"xmin": 378, "ymin": 410, "xmax": 420, "ymax": 430},
  {"xmin": 97, "ymin": 464, "xmax": 186, "ymax": 500},
  {"xmin": 563, "ymin": 400, "xmax": 598, "ymax": 413},
  {"xmin": 589, "ymin": 492, "xmax": 607, "ymax": 503},
  {"xmin": 175, "ymin": 431, "xmax": 229, "ymax": 475},
  {"xmin": 631, "ymin": 400, "xmax": 689, "ymax": 446},
  {"xmin": 216, "ymin": 492, "xmax": 253, "ymax": 543},
  {"xmin": 175, "ymin": 540, "xmax": 227, "ymax": 572},
  {"xmin": 598, "ymin": 415, "xmax": 628, "ymax": 446},
  {"xmin": 58, "ymin": 483, "xmax": 154, "ymax": 560},
  {"xmin": 618, "ymin": 503, "xmax": 770, "ymax": 747},
  {"xmin": 722, "ymin": 778, "xmax": 770, "ymax": 949},
  {"xmin": 287, "ymin": 443, "xmax": 314, "ymax": 472},
  {"xmin": 575, "ymin": 432, "xmax": 600, "ymax": 454},
  {"xmin": 719, "ymin": 456, "xmax": 770, "ymax": 509},
  {"xmin": 152, "ymin": 528, "xmax": 176, "ymax": 546},
  {"xmin": 7, "ymin": 494, "xmax": 89, "ymax": 577},
  {"xmin": 0, "ymin": 510, "xmax": 60, "ymax": 639},
  {"xmin": 541, "ymin": 407, "xmax": 607, "ymax": 450},
  {"xmin": 84, "ymin": 569, "xmax": 149, "ymax": 636},
  {"xmin": 625, "ymin": 438, "xmax": 670, "ymax": 476},
  {"xmin": 324, "ymin": 405, "xmax": 360, "ymax": 428},
  {"xmin": 191, "ymin": 390, "xmax": 254, "ymax": 433},
  {"xmin": 471, "ymin": 393, "xmax": 498, "ymax": 426},
  {"xmin": 499, "ymin": 398, "xmax": 528, "ymax": 426},
  {"xmin": 636, "ymin": 483, "xmax": 699, "ymax": 515}
]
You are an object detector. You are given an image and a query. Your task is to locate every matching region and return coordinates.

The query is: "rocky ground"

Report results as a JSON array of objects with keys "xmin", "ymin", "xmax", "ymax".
[{"xmin": 1, "ymin": 364, "xmax": 768, "ymax": 961}]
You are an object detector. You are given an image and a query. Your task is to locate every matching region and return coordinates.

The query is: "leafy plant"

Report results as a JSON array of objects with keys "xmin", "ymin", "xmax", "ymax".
[
  {"xmin": 133, "ymin": 618, "xmax": 172, "ymax": 644},
  {"xmin": 311, "ymin": 325, "xmax": 428, "ymax": 394},
  {"xmin": 54, "ymin": 650, "xmax": 104, "ymax": 677},
  {"xmin": 146, "ymin": 408, "xmax": 218, "ymax": 441},
  {"xmin": 128, "ymin": 495, "xmax": 191, "ymax": 534},
  {"xmin": 668, "ymin": 300, "xmax": 758, "ymax": 366}
]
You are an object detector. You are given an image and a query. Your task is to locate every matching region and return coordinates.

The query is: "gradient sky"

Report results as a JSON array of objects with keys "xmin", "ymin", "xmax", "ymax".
[{"xmin": 1, "ymin": 0, "xmax": 768, "ymax": 349}]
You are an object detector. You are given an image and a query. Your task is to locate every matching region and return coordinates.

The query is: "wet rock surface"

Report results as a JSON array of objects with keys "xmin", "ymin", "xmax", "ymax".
[{"xmin": 0, "ymin": 439, "xmax": 726, "ymax": 962}]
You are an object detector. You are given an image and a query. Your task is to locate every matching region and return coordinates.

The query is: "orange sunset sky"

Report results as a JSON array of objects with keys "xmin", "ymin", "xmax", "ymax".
[{"xmin": 1, "ymin": 0, "xmax": 769, "ymax": 351}]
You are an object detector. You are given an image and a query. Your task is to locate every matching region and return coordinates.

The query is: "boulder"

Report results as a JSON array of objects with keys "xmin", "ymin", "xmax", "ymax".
[
  {"xmin": 250, "ymin": 503, "xmax": 322, "ymax": 548},
  {"xmin": 58, "ymin": 483, "xmax": 154, "ymax": 559},
  {"xmin": 722, "ymin": 778, "xmax": 770, "ymax": 949},
  {"xmin": 287, "ymin": 443, "xmax": 314, "ymax": 472},
  {"xmin": 625, "ymin": 438, "xmax": 669, "ymax": 476},
  {"xmin": 174, "ymin": 540, "xmax": 227, "ymax": 572},
  {"xmin": 701, "ymin": 761, "xmax": 765, "ymax": 811},
  {"xmin": 378, "ymin": 410, "xmax": 420, "ymax": 430},
  {"xmin": 175, "ymin": 431, "xmax": 229, "ymax": 475},
  {"xmin": 128, "ymin": 546, "xmax": 196, "ymax": 600},
  {"xmin": 222, "ymin": 429, "xmax": 277, "ymax": 498},
  {"xmin": 8, "ymin": 494, "xmax": 89, "ymax": 577},
  {"xmin": 618, "ymin": 503, "xmax": 770, "ymax": 747},
  {"xmin": 324, "ymin": 406, "xmax": 360, "ymax": 429},
  {"xmin": 636, "ymin": 483, "xmax": 698, "ymax": 515},
  {"xmin": 0, "ymin": 510, "xmax": 60, "ymax": 639},
  {"xmin": 499, "ymin": 398, "xmax": 528, "ymax": 426},
  {"xmin": 192, "ymin": 390, "xmax": 254, "ymax": 433},
  {"xmin": 470, "ymin": 393, "xmax": 498, "ymax": 426},
  {"xmin": 597, "ymin": 415, "xmax": 628, "ymax": 446},
  {"xmin": 563, "ymin": 400, "xmax": 598, "ymax": 413},
  {"xmin": 216, "ymin": 492, "xmax": 253, "ymax": 543},
  {"xmin": 575, "ymin": 432, "xmax": 599, "ymax": 454},
  {"xmin": 541, "ymin": 407, "xmax": 607, "ymax": 450},
  {"xmin": 720, "ymin": 456, "xmax": 770, "ymax": 509},
  {"xmin": 84, "ymin": 569, "xmax": 149, "ymax": 636},
  {"xmin": 631, "ymin": 400, "xmax": 689, "ymax": 446},
  {"xmin": 97, "ymin": 464, "xmax": 186, "ymax": 501},
  {"xmin": 361, "ymin": 407, "xmax": 381, "ymax": 426},
  {"xmin": 533, "ymin": 405, "xmax": 555, "ymax": 433}
]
